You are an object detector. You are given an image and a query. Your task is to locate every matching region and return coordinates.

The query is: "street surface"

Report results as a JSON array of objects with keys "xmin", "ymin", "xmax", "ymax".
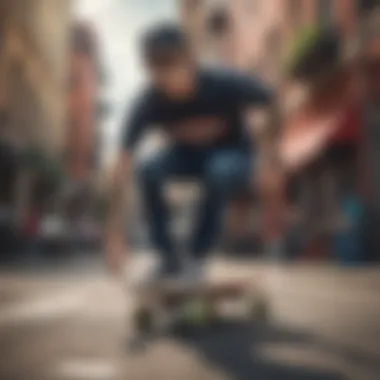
[{"xmin": 0, "ymin": 254, "xmax": 380, "ymax": 380}]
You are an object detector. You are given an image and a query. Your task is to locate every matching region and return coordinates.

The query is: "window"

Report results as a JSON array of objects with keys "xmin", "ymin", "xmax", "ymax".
[
  {"xmin": 244, "ymin": 0, "xmax": 260, "ymax": 15},
  {"xmin": 267, "ymin": 28, "xmax": 282, "ymax": 59},
  {"xmin": 357, "ymin": 0, "xmax": 379, "ymax": 16},
  {"xmin": 289, "ymin": 0, "xmax": 302, "ymax": 28},
  {"xmin": 182, "ymin": 0, "xmax": 202, "ymax": 13},
  {"xmin": 318, "ymin": 0, "xmax": 334, "ymax": 26},
  {"xmin": 0, "ymin": 25, "xmax": 3, "ymax": 58},
  {"xmin": 266, "ymin": 28, "xmax": 282, "ymax": 82},
  {"xmin": 207, "ymin": 7, "xmax": 230, "ymax": 38}
]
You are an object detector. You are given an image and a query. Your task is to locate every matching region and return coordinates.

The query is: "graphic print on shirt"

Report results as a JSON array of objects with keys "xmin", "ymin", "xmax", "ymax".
[{"xmin": 167, "ymin": 115, "xmax": 229, "ymax": 145}]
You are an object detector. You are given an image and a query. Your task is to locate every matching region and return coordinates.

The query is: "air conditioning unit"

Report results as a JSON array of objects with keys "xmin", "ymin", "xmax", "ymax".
[{"xmin": 357, "ymin": 0, "xmax": 379, "ymax": 15}]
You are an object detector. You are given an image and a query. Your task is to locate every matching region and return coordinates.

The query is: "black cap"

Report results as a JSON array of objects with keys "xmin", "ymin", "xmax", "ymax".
[{"xmin": 141, "ymin": 23, "xmax": 189, "ymax": 67}]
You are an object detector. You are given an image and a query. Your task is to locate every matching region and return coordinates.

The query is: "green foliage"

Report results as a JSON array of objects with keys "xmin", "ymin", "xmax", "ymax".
[
  {"xmin": 284, "ymin": 25, "xmax": 340, "ymax": 80},
  {"xmin": 284, "ymin": 25, "xmax": 320, "ymax": 75}
]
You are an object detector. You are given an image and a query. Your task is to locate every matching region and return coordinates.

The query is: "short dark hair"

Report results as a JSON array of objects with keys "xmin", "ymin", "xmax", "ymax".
[{"xmin": 141, "ymin": 23, "xmax": 190, "ymax": 67}]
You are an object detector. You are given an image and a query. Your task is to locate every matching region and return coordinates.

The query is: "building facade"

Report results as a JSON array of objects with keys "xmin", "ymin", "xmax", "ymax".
[
  {"xmin": 1, "ymin": 0, "xmax": 70, "ymax": 152},
  {"xmin": 67, "ymin": 22, "xmax": 100, "ymax": 183},
  {"xmin": 180, "ymin": 0, "xmax": 357, "ymax": 81},
  {"xmin": 179, "ymin": 0, "xmax": 360, "ymax": 249},
  {"xmin": 0, "ymin": 0, "xmax": 71, "ymax": 232},
  {"xmin": 61, "ymin": 21, "xmax": 103, "ymax": 222}
]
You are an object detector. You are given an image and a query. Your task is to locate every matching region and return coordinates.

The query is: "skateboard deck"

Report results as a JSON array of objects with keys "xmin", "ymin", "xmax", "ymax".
[
  {"xmin": 128, "ymin": 278, "xmax": 270, "ymax": 351},
  {"xmin": 137, "ymin": 279, "xmax": 251, "ymax": 306}
]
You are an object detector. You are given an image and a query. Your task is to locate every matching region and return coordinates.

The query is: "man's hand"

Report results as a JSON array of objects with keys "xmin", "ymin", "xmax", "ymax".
[
  {"xmin": 104, "ymin": 151, "xmax": 133, "ymax": 277},
  {"xmin": 105, "ymin": 229, "xmax": 126, "ymax": 277}
]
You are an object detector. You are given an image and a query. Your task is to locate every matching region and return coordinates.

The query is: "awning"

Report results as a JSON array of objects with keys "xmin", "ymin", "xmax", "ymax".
[{"xmin": 280, "ymin": 109, "xmax": 341, "ymax": 173}]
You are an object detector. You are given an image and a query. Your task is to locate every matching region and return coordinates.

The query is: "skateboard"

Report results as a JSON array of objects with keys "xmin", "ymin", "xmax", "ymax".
[{"xmin": 128, "ymin": 279, "xmax": 270, "ymax": 350}]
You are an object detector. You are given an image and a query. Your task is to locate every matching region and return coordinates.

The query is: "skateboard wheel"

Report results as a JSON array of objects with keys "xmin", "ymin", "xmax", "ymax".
[
  {"xmin": 183, "ymin": 300, "xmax": 215, "ymax": 325},
  {"xmin": 133, "ymin": 307, "xmax": 153, "ymax": 332},
  {"xmin": 248, "ymin": 296, "xmax": 270, "ymax": 322}
]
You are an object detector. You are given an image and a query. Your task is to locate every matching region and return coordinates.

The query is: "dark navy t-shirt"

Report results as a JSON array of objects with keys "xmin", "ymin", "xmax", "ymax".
[{"xmin": 122, "ymin": 68, "xmax": 273, "ymax": 151}]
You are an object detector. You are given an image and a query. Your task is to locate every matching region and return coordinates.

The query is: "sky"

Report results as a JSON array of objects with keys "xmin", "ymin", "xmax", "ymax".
[{"xmin": 73, "ymin": 0, "xmax": 177, "ymax": 165}]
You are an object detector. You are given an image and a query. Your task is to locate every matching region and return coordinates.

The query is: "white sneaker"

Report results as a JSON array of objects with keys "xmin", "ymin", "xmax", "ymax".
[
  {"xmin": 266, "ymin": 240, "xmax": 286, "ymax": 263},
  {"xmin": 182, "ymin": 258, "xmax": 206, "ymax": 289},
  {"xmin": 127, "ymin": 258, "xmax": 183, "ymax": 291}
]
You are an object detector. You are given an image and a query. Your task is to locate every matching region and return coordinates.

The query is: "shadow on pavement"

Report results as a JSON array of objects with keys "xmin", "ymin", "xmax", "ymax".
[{"xmin": 171, "ymin": 321, "xmax": 347, "ymax": 380}]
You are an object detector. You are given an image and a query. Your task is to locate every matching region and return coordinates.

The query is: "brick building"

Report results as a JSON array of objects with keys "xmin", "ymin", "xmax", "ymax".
[
  {"xmin": 179, "ymin": 0, "xmax": 361, "ymax": 250},
  {"xmin": 0, "ymin": 0, "xmax": 70, "ymax": 154},
  {"xmin": 61, "ymin": 21, "xmax": 104, "ymax": 222},
  {"xmin": 67, "ymin": 22, "xmax": 100, "ymax": 183},
  {"xmin": 180, "ymin": 0, "xmax": 357, "ymax": 81},
  {"xmin": 0, "ymin": 0, "xmax": 71, "ymax": 245}
]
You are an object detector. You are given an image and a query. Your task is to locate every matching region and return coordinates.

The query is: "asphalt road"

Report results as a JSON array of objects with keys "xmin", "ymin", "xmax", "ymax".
[{"xmin": 0, "ymin": 255, "xmax": 379, "ymax": 380}]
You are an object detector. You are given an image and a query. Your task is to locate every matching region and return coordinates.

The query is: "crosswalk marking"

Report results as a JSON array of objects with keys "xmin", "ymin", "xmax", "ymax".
[
  {"xmin": 0, "ymin": 287, "xmax": 91, "ymax": 326},
  {"xmin": 54, "ymin": 359, "xmax": 119, "ymax": 379}
]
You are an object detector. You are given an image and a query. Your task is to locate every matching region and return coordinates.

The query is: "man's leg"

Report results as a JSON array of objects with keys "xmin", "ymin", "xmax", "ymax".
[
  {"xmin": 190, "ymin": 149, "xmax": 252, "ymax": 262},
  {"xmin": 136, "ymin": 147, "xmax": 203, "ymax": 275}
]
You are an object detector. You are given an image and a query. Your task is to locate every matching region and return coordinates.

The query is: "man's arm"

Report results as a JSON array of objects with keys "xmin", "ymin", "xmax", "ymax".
[
  {"xmin": 228, "ymin": 72, "xmax": 281, "ymax": 164},
  {"xmin": 229, "ymin": 71, "xmax": 285, "ymax": 242},
  {"xmin": 223, "ymin": 70, "xmax": 280, "ymax": 147},
  {"xmin": 104, "ymin": 150, "xmax": 133, "ymax": 275},
  {"xmin": 250, "ymin": 98, "xmax": 282, "ymax": 166},
  {"xmin": 105, "ymin": 93, "xmax": 152, "ymax": 274},
  {"xmin": 106, "ymin": 150, "xmax": 133, "ymax": 236}
]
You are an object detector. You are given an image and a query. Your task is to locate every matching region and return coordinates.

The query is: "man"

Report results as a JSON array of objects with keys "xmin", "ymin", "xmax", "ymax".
[{"xmin": 106, "ymin": 24, "xmax": 278, "ymax": 282}]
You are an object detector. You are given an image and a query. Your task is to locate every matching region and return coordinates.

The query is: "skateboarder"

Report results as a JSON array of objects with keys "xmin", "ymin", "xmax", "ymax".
[{"xmin": 105, "ymin": 24, "xmax": 281, "ymax": 284}]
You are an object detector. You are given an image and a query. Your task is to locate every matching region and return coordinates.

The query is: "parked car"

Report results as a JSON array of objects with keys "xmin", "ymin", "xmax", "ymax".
[
  {"xmin": 0, "ymin": 207, "xmax": 19, "ymax": 259},
  {"xmin": 38, "ymin": 215, "xmax": 70, "ymax": 255}
]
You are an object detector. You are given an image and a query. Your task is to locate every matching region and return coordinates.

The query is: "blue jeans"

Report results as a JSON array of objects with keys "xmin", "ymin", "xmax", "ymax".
[{"xmin": 137, "ymin": 146, "xmax": 252, "ymax": 272}]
